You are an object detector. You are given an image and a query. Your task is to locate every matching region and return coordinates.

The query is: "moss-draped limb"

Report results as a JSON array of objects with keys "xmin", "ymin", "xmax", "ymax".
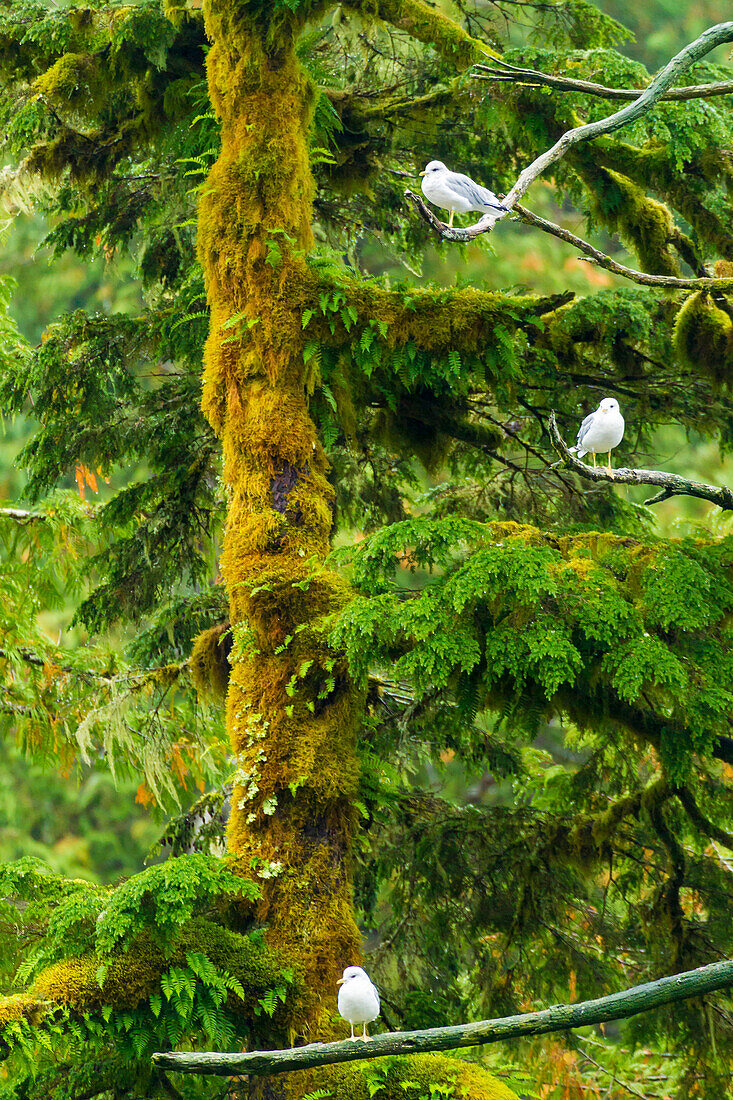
[
  {"xmin": 0, "ymin": 918, "xmax": 298, "ymax": 1034},
  {"xmin": 343, "ymin": 0, "xmax": 498, "ymax": 66},
  {"xmin": 588, "ymin": 137, "xmax": 733, "ymax": 261}
]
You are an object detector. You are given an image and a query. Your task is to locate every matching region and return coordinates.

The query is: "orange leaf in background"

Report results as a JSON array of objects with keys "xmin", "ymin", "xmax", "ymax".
[
  {"xmin": 568, "ymin": 969, "xmax": 577, "ymax": 1002},
  {"xmin": 169, "ymin": 743, "xmax": 189, "ymax": 788},
  {"xmin": 136, "ymin": 783, "xmax": 154, "ymax": 807},
  {"xmin": 74, "ymin": 463, "xmax": 99, "ymax": 500}
]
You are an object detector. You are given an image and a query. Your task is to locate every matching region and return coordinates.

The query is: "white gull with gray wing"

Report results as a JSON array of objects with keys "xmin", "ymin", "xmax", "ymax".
[{"xmin": 420, "ymin": 160, "xmax": 508, "ymax": 227}]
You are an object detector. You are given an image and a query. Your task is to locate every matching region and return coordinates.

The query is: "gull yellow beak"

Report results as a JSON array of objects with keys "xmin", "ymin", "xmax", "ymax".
[
  {"xmin": 419, "ymin": 170, "xmax": 426, "ymax": 176},
  {"xmin": 337, "ymin": 978, "xmax": 345, "ymax": 986}
]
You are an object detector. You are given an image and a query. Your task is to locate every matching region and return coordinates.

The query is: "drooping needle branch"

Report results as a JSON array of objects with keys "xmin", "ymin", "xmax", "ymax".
[
  {"xmin": 548, "ymin": 412, "xmax": 733, "ymax": 510},
  {"xmin": 152, "ymin": 957, "xmax": 733, "ymax": 1078},
  {"xmin": 407, "ymin": 21, "xmax": 733, "ymax": 242},
  {"xmin": 472, "ymin": 57, "xmax": 733, "ymax": 102}
]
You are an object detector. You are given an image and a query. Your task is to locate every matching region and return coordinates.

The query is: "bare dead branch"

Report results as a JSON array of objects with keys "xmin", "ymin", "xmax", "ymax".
[
  {"xmin": 548, "ymin": 412, "xmax": 733, "ymax": 511},
  {"xmin": 473, "ymin": 58, "xmax": 733, "ymax": 102},
  {"xmin": 403, "ymin": 186, "xmax": 733, "ymax": 290}
]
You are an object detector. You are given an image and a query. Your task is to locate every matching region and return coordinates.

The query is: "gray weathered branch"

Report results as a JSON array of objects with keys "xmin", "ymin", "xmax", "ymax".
[
  {"xmin": 152, "ymin": 957, "xmax": 733, "ymax": 1078},
  {"xmin": 548, "ymin": 412, "xmax": 733, "ymax": 510},
  {"xmin": 409, "ymin": 21, "xmax": 733, "ymax": 242},
  {"xmin": 403, "ymin": 189, "xmax": 733, "ymax": 290},
  {"xmin": 0, "ymin": 507, "xmax": 47, "ymax": 524},
  {"xmin": 473, "ymin": 58, "xmax": 733, "ymax": 102}
]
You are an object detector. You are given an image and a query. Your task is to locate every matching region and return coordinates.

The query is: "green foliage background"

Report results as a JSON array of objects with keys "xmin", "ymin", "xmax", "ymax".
[{"xmin": 0, "ymin": 0, "xmax": 732, "ymax": 1098}]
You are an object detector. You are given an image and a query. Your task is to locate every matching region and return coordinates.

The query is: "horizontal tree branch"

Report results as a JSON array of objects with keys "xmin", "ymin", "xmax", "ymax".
[
  {"xmin": 512, "ymin": 204, "xmax": 733, "ymax": 290},
  {"xmin": 407, "ymin": 21, "xmax": 733, "ymax": 241},
  {"xmin": 473, "ymin": 58, "xmax": 733, "ymax": 102},
  {"xmin": 152, "ymin": 957, "xmax": 733, "ymax": 1078},
  {"xmin": 0, "ymin": 507, "xmax": 47, "ymax": 524},
  {"xmin": 548, "ymin": 412, "xmax": 733, "ymax": 511}
]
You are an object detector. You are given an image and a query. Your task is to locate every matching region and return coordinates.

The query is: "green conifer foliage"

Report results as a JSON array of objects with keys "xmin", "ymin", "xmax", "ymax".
[{"xmin": 0, "ymin": 0, "xmax": 732, "ymax": 1098}]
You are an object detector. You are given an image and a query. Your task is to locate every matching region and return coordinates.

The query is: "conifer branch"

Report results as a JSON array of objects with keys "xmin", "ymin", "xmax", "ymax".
[
  {"xmin": 548, "ymin": 412, "xmax": 733, "ymax": 511},
  {"xmin": 152, "ymin": 958, "xmax": 733, "ymax": 1077},
  {"xmin": 407, "ymin": 21, "xmax": 733, "ymax": 240},
  {"xmin": 473, "ymin": 59, "xmax": 733, "ymax": 102}
]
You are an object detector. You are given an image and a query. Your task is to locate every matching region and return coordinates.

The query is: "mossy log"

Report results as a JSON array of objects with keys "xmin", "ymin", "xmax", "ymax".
[{"xmin": 153, "ymin": 957, "xmax": 733, "ymax": 1077}]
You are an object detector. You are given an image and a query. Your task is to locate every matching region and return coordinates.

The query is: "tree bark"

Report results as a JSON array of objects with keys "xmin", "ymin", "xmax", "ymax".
[{"xmin": 198, "ymin": 0, "xmax": 363, "ymax": 1044}]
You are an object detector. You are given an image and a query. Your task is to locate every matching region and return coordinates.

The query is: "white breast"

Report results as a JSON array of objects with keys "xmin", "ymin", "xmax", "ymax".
[{"xmin": 337, "ymin": 976, "xmax": 380, "ymax": 1025}]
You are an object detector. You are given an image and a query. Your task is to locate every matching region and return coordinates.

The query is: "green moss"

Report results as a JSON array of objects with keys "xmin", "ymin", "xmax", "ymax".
[
  {"xmin": 31, "ymin": 917, "xmax": 296, "ymax": 1018},
  {"xmin": 190, "ymin": 622, "xmax": 232, "ymax": 701},
  {"xmin": 582, "ymin": 164, "xmax": 680, "ymax": 277},
  {"xmin": 673, "ymin": 291, "xmax": 733, "ymax": 384},
  {"xmin": 0, "ymin": 994, "xmax": 50, "ymax": 1028},
  {"xmin": 293, "ymin": 1053, "xmax": 520, "ymax": 1100},
  {"xmin": 353, "ymin": 0, "xmax": 498, "ymax": 67}
]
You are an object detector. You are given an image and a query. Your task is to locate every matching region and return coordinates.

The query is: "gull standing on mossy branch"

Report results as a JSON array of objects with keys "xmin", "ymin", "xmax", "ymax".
[
  {"xmin": 570, "ymin": 397, "xmax": 625, "ymax": 475},
  {"xmin": 419, "ymin": 160, "xmax": 509, "ymax": 228},
  {"xmin": 337, "ymin": 965, "xmax": 380, "ymax": 1041}
]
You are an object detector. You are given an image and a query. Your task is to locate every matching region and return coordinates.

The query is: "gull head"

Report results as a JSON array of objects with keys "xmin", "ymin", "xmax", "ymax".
[
  {"xmin": 337, "ymin": 966, "xmax": 368, "ymax": 987},
  {"xmin": 598, "ymin": 397, "xmax": 620, "ymax": 415},
  {"xmin": 420, "ymin": 160, "xmax": 447, "ymax": 178}
]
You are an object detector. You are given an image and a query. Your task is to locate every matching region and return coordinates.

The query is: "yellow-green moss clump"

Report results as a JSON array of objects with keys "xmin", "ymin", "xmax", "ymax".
[
  {"xmin": 584, "ymin": 165, "xmax": 680, "ymax": 277},
  {"xmin": 292, "ymin": 1054, "xmax": 520, "ymax": 1100},
  {"xmin": 0, "ymin": 993, "xmax": 50, "ymax": 1028},
  {"xmin": 190, "ymin": 622, "xmax": 232, "ymax": 700},
  {"xmin": 673, "ymin": 290, "xmax": 733, "ymax": 384},
  {"xmin": 32, "ymin": 918, "xmax": 298, "ymax": 1021}
]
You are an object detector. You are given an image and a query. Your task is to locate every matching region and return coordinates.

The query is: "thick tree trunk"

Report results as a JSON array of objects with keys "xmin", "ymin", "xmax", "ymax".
[{"xmin": 198, "ymin": 0, "xmax": 363, "ymax": 1043}]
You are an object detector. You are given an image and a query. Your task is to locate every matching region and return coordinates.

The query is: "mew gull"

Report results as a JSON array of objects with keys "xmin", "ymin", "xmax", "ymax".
[
  {"xmin": 419, "ymin": 160, "xmax": 508, "ymax": 228},
  {"xmin": 337, "ymin": 965, "xmax": 380, "ymax": 1041},
  {"xmin": 570, "ymin": 397, "xmax": 625, "ymax": 474}
]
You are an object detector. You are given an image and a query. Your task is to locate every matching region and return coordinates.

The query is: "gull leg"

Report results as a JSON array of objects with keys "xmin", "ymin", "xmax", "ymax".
[
  {"xmin": 350, "ymin": 1023, "xmax": 355, "ymax": 1041},
  {"xmin": 448, "ymin": 209, "xmax": 454, "ymax": 228},
  {"xmin": 591, "ymin": 452, "xmax": 596, "ymax": 468},
  {"xmin": 362, "ymin": 1023, "xmax": 372, "ymax": 1042},
  {"xmin": 607, "ymin": 451, "xmax": 613, "ymax": 477}
]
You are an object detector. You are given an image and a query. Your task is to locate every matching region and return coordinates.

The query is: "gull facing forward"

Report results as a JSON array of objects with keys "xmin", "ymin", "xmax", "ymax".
[
  {"xmin": 337, "ymin": 965, "xmax": 380, "ymax": 1041},
  {"xmin": 419, "ymin": 160, "xmax": 508, "ymax": 228},
  {"xmin": 570, "ymin": 397, "xmax": 625, "ymax": 475}
]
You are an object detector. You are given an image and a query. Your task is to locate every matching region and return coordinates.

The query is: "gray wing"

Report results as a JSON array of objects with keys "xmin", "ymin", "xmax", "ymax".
[
  {"xmin": 448, "ymin": 172, "xmax": 507, "ymax": 211},
  {"xmin": 576, "ymin": 411, "xmax": 597, "ymax": 447}
]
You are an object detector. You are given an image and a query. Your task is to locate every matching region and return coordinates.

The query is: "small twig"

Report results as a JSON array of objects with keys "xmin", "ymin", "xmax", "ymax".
[
  {"xmin": 548, "ymin": 412, "xmax": 733, "ymax": 511},
  {"xmin": 473, "ymin": 58, "xmax": 733, "ymax": 102},
  {"xmin": 675, "ymin": 787, "xmax": 733, "ymax": 850}
]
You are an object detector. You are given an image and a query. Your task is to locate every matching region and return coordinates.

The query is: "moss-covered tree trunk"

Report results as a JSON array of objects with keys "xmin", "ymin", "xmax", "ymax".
[{"xmin": 198, "ymin": 0, "xmax": 363, "ymax": 1041}]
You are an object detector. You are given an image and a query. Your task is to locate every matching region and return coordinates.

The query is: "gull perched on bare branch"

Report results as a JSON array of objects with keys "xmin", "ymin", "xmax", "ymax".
[
  {"xmin": 419, "ymin": 161, "xmax": 508, "ymax": 228},
  {"xmin": 337, "ymin": 966, "xmax": 380, "ymax": 1041},
  {"xmin": 570, "ymin": 397, "xmax": 625, "ymax": 474}
]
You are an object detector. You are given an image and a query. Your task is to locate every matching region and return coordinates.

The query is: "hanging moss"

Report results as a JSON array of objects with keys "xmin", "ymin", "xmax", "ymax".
[
  {"xmin": 673, "ymin": 291, "xmax": 733, "ymax": 385},
  {"xmin": 190, "ymin": 622, "xmax": 232, "ymax": 701},
  {"xmin": 580, "ymin": 163, "xmax": 680, "ymax": 277},
  {"xmin": 292, "ymin": 1053, "xmax": 520, "ymax": 1100}
]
